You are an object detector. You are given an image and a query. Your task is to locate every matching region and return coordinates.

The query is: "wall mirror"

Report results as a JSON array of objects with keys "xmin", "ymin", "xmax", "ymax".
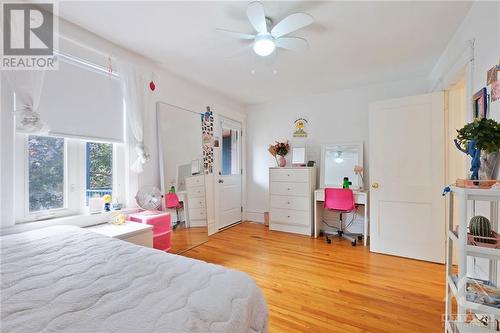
[
  {"xmin": 320, "ymin": 142, "xmax": 363, "ymax": 189},
  {"xmin": 157, "ymin": 102, "xmax": 208, "ymax": 254}
]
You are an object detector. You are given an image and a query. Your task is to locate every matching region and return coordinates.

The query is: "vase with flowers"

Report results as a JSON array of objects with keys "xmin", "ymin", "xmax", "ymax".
[{"xmin": 268, "ymin": 141, "xmax": 290, "ymax": 167}]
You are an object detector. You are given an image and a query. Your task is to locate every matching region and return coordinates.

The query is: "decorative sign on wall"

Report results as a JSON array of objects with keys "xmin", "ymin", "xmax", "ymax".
[
  {"xmin": 201, "ymin": 106, "xmax": 214, "ymax": 174},
  {"xmin": 486, "ymin": 61, "xmax": 500, "ymax": 103},
  {"xmin": 293, "ymin": 118, "xmax": 308, "ymax": 138}
]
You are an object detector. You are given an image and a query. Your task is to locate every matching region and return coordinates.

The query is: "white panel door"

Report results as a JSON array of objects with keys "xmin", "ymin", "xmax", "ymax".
[
  {"xmin": 369, "ymin": 92, "xmax": 445, "ymax": 263},
  {"xmin": 217, "ymin": 118, "xmax": 242, "ymax": 229}
]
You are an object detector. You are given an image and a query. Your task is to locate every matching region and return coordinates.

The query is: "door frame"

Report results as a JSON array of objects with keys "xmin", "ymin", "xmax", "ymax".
[{"xmin": 213, "ymin": 115, "xmax": 245, "ymax": 231}]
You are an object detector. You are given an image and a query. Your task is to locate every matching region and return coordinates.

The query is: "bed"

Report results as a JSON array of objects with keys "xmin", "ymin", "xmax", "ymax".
[{"xmin": 1, "ymin": 225, "xmax": 268, "ymax": 333}]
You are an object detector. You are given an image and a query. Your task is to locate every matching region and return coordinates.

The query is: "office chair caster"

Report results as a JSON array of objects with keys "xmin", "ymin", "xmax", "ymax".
[
  {"xmin": 351, "ymin": 240, "xmax": 357, "ymax": 246},
  {"xmin": 337, "ymin": 230, "xmax": 343, "ymax": 236},
  {"xmin": 358, "ymin": 235, "xmax": 363, "ymax": 241},
  {"xmin": 325, "ymin": 236, "xmax": 331, "ymax": 244},
  {"xmin": 319, "ymin": 231, "xmax": 324, "ymax": 237}
]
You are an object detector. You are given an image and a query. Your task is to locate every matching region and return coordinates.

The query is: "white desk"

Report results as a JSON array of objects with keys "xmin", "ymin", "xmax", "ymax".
[{"xmin": 314, "ymin": 189, "xmax": 369, "ymax": 246}]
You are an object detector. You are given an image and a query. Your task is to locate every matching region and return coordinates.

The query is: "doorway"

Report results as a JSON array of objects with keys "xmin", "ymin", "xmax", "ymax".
[{"xmin": 217, "ymin": 117, "xmax": 242, "ymax": 229}]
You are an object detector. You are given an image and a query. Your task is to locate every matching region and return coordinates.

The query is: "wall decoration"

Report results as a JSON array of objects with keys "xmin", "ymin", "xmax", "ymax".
[
  {"xmin": 487, "ymin": 65, "xmax": 498, "ymax": 85},
  {"xmin": 293, "ymin": 118, "xmax": 308, "ymax": 137},
  {"xmin": 201, "ymin": 106, "xmax": 214, "ymax": 174},
  {"xmin": 472, "ymin": 88, "xmax": 488, "ymax": 119},
  {"xmin": 492, "ymin": 82, "xmax": 500, "ymax": 103}
]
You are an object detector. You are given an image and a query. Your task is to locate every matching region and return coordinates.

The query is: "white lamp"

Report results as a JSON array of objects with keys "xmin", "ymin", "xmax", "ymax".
[{"xmin": 253, "ymin": 34, "xmax": 275, "ymax": 57}]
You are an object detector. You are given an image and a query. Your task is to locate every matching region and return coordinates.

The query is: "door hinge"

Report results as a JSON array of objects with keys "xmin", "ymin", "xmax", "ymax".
[{"xmin": 241, "ymin": 206, "xmax": 243, "ymax": 213}]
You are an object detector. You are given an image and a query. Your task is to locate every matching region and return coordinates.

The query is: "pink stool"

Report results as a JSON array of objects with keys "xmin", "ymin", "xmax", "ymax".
[{"xmin": 128, "ymin": 211, "xmax": 171, "ymax": 251}]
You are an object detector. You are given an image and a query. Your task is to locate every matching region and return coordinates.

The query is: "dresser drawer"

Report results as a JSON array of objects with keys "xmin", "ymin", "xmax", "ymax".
[
  {"xmin": 187, "ymin": 185, "xmax": 205, "ymax": 198},
  {"xmin": 188, "ymin": 197, "xmax": 206, "ymax": 209},
  {"xmin": 189, "ymin": 207, "xmax": 207, "ymax": 220},
  {"xmin": 270, "ymin": 181, "xmax": 309, "ymax": 196},
  {"xmin": 270, "ymin": 168, "xmax": 309, "ymax": 182},
  {"xmin": 270, "ymin": 208, "xmax": 309, "ymax": 226},
  {"xmin": 270, "ymin": 195, "xmax": 310, "ymax": 211},
  {"xmin": 186, "ymin": 175, "xmax": 204, "ymax": 187}
]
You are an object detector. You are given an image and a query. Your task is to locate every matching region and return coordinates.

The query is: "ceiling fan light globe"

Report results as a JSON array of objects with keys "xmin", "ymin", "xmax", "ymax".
[{"xmin": 253, "ymin": 35, "xmax": 275, "ymax": 57}]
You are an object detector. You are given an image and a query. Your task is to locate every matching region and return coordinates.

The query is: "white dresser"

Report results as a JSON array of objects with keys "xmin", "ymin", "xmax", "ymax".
[
  {"xmin": 269, "ymin": 167, "xmax": 316, "ymax": 236},
  {"xmin": 185, "ymin": 174, "xmax": 207, "ymax": 227}
]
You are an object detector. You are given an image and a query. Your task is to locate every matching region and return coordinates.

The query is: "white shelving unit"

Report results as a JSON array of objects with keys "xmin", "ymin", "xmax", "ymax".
[{"xmin": 446, "ymin": 186, "xmax": 500, "ymax": 332}]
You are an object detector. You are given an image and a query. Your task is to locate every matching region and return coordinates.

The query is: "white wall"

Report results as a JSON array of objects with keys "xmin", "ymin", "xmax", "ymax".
[
  {"xmin": 430, "ymin": 1, "xmax": 500, "ymax": 119},
  {"xmin": 0, "ymin": 16, "xmax": 246, "ymax": 228},
  {"xmin": 245, "ymin": 77, "xmax": 429, "ymax": 220}
]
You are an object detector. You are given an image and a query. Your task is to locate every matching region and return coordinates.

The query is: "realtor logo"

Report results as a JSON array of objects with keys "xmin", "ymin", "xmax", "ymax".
[{"xmin": 2, "ymin": 2, "xmax": 58, "ymax": 69}]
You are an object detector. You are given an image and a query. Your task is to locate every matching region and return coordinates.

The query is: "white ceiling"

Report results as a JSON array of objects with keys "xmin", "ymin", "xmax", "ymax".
[{"xmin": 58, "ymin": 1, "xmax": 472, "ymax": 105}]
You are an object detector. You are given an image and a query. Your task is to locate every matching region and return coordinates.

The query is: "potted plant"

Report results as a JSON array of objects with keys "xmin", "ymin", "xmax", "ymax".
[
  {"xmin": 454, "ymin": 118, "xmax": 500, "ymax": 180},
  {"xmin": 268, "ymin": 141, "xmax": 290, "ymax": 167}
]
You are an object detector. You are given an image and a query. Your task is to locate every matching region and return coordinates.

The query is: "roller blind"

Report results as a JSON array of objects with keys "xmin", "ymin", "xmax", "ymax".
[{"xmin": 37, "ymin": 57, "xmax": 124, "ymax": 142}]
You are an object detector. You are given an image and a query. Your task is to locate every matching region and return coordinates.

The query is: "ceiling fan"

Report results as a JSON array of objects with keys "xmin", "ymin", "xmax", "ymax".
[{"xmin": 217, "ymin": 1, "xmax": 314, "ymax": 57}]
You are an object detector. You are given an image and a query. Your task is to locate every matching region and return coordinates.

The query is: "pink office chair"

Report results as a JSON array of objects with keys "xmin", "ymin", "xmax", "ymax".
[
  {"xmin": 322, "ymin": 188, "xmax": 361, "ymax": 246},
  {"xmin": 165, "ymin": 193, "xmax": 184, "ymax": 230}
]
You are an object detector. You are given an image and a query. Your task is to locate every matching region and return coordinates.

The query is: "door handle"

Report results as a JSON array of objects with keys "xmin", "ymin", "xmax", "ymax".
[
  {"xmin": 371, "ymin": 182, "xmax": 380, "ymax": 189},
  {"xmin": 218, "ymin": 179, "xmax": 224, "ymax": 183}
]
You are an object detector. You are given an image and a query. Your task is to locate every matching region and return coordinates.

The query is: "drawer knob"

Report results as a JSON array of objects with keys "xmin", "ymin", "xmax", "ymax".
[
  {"xmin": 287, "ymin": 202, "xmax": 290, "ymax": 204},
  {"xmin": 287, "ymin": 174, "xmax": 290, "ymax": 176},
  {"xmin": 287, "ymin": 188, "xmax": 291, "ymax": 190},
  {"xmin": 287, "ymin": 215, "xmax": 290, "ymax": 218}
]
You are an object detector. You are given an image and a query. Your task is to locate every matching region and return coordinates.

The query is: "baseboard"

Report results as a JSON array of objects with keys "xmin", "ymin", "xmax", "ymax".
[{"xmin": 246, "ymin": 210, "xmax": 265, "ymax": 223}]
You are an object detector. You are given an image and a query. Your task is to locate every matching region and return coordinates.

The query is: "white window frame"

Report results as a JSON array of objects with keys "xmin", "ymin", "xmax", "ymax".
[{"xmin": 15, "ymin": 134, "xmax": 126, "ymax": 223}]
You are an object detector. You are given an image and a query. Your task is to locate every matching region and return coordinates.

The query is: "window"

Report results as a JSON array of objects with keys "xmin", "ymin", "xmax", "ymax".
[
  {"xmin": 15, "ymin": 134, "xmax": 125, "ymax": 222},
  {"xmin": 86, "ymin": 142, "xmax": 113, "ymax": 204},
  {"xmin": 28, "ymin": 135, "xmax": 65, "ymax": 212},
  {"xmin": 221, "ymin": 126, "xmax": 241, "ymax": 176}
]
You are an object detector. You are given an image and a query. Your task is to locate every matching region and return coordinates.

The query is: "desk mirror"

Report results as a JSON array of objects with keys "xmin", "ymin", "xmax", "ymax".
[
  {"xmin": 157, "ymin": 102, "xmax": 208, "ymax": 254},
  {"xmin": 320, "ymin": 142, "xmax": 363, "ymax": 189}
]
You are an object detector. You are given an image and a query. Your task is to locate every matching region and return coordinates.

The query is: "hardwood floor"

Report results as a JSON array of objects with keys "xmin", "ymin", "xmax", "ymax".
[
  {"xmin": 168, "ymin": 226, "xmax": 208, "ymax": 254},
  {"xmin": 183, "ymin": 222, "xmax": 445, "ymax": 333}
]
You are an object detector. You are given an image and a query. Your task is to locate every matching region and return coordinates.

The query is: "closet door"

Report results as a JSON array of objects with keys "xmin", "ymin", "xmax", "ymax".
[{"xmin": 369, "ymin": 92, "xmax": 445, "ymax": 263}]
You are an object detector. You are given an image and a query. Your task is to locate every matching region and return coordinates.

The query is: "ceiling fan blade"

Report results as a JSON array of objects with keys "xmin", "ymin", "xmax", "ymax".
[
  {"xmin": 246, "ymin": 1, "xmax": 267, "ymax": 33},
  {"xmin": 216, "ymin": 29, "xmax": 255, "ymax": 40},
  {"xmin": 271, "ymin": 13, "xmax": 313, "ymax": 38},
  {"xmin": 275, "ymin": 37, "xmax": 309, "ymax": 52}
]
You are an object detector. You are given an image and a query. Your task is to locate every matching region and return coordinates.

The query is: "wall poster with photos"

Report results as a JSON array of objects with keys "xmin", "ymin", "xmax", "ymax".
[{"xmin": 201, "ymin": 106, "xmax": 214, "ymax": 174}]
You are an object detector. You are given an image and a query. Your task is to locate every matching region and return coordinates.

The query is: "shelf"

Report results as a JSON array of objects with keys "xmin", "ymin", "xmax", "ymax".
[
  {"xmin": 467, "ymin": 244, "xmax": 500, "ymax": 260},
  {"xmin": 447, "ymin": 275, "xmax": 500, "ymax": 316},
  {"xmin": 447, "ymin": 320, "xmax": 494, "ymax": 333},
  {"xmin": 450, "ymin": 185, "xmax": 500, "ymax": 201},
  {"xmin": 447, "ymin": 228, "xmax": 500, "ymax": 259}
]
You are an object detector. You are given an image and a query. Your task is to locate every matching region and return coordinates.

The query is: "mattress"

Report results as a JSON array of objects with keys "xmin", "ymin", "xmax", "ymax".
[{"xmin": 1, "ymin": 226, "xmax": 268, "ymax": 333}]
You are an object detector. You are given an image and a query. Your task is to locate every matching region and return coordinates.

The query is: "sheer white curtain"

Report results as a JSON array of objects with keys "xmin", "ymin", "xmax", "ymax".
[
  {"xmin": 117, "ymin": 61, "xmax": 151, "ymax": 173},
  {"xmin": 4, "ymin": 70, "xmax": 47, "ymax": 133}
]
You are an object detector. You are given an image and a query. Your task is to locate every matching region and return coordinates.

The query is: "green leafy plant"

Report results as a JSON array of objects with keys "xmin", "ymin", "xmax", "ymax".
[{"xmin": 456, "ymin": 118, "xmax": 500, "ymax": 154}]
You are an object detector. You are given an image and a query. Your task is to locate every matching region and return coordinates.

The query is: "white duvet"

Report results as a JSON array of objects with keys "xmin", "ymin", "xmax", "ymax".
[{"xmin": 1, "ymin": 226, "xmax": 268, "ymax": 333}]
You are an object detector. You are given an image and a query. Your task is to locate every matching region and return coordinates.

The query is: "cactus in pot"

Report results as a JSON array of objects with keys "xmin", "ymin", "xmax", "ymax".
[{"xmin": 469, "ymin": 216, "xmax": 492, "ymax": 243}]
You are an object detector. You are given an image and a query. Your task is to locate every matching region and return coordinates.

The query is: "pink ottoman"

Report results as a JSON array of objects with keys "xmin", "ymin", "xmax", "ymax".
[{"xmin": 128, "ymin": 211, "xmax": 171, "ymax": 251}]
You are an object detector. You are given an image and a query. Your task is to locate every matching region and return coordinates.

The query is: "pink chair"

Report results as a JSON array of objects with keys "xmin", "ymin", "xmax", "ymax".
[
  {"xmin": 322, "ymin": 188, "xmax": 361, "ymax": 246},
  {"xmin": 165, "ymin": 193, "xmax": 184, "ymax": 230}
]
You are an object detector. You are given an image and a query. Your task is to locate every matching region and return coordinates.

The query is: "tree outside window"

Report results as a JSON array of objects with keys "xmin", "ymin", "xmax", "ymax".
[
  {"xmin": 86, "ymin": 142, "xmax": 113, "ymax": 202},
  {"xmin": 28, "ymin": 135, "xmax": 65, "ymax": 212}
]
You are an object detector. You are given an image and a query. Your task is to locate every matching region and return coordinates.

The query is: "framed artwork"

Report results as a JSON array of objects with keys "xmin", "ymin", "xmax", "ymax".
[
  {"xmin": 472, "ymin": 87, "xmax": 488, "ymax": 119},
  {"xmin": 487, "ymin": 65, "xmax": 499, "ymax": 85}
]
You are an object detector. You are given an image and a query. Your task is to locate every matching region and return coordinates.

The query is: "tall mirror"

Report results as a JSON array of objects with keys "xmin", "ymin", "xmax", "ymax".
[
  {"xmin": 157, "ymin": 102, "xmax": 208, "ymax": 253},
  {"xmin": 320, "ymin": 142, "xmax": 364, "ymax": 189}
]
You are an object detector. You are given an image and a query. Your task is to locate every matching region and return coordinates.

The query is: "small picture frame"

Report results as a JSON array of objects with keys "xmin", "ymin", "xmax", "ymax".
[
  {"xmin": 292, "ymin": 147, "xmax": 306, "ymax": 166},
  {"xmin": 472, "ymin": 87, "xmax": 488, "ymax": 119}
]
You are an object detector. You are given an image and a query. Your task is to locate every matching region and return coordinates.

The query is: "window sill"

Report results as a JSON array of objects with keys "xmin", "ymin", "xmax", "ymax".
[{"xmin": 3, "ymin": 208, "xmax": 141, "ymax": 236}]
